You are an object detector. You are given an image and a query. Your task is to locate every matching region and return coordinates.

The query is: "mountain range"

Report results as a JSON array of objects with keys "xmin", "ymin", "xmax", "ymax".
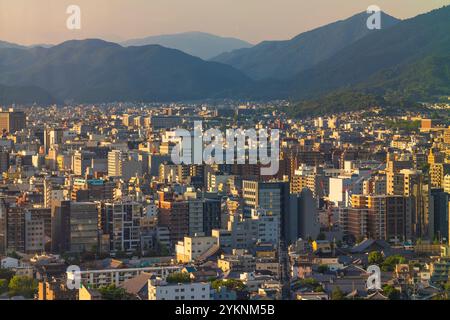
[
  {"xmin": 212, "ymin": 12, "xmax": 400, "ymax": 80},
  {"xmin": 286, "ymin": 5, "xmax": 450, "ymax": 101},
  {"xmin": 0, "ymin": 6, "xmax": 449, "ymax": 108},
  {"xmin": 0, "ymin": 40, "xmax": 253, "ymax": 103},
  {"xmin": 0, "ymin": 40, "xmax": 26, "ymax": 50},
  {"xmin": 121, "ymin": 32, "xmax": 253, "ymax": 60}
]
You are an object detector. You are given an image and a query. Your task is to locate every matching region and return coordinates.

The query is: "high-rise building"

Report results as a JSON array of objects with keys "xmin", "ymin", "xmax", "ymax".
[
  {"xmin": 339, "ymin": 207, "xmax": 368, "ymax": 242},
  {"xmin": 71, "ymin": 178, "xmax": 115, "ymax": 202},
  {"xmin": 108, "ymin": 150, "xmax": 142, "ymax": 180},
  {"xmin": 158, "ymin": 192, "xmax": 189, "ymax": 245},
  {"xmin": 290, "ymin": 166, "xmax": 326, "ymax": 199},
  {"xmin": 430, "ymin": 189, "xmax": 449, "ymax": 242},
  {"xmin": 51, "ymin": 201, "xmax": 98, "ymax": 254},
  {"xmin": 99, "ymin": 202, "xmax": 142, "ymax": 253},
  {"xmin": 242, "ymin": 180, "xmax": 288, "ymax": 218},
  {"xmin": 400, "ymin": 169, "xmax": 430, "ymax": 239},
  {"xmin": 386, "ymin": 153, "xmax": 413, "ymax": 195},
  {"xmin": 72, "ymin": 150, "xmax": 97, "ymax": 176},
  {"xmin": 150, "ymin": 116, "xmax": 183, "ymax": 131},
  {"xmin": 44, "ymin": 178, "xmax": 65, "ymax": 208},
  {"xmin": 0, "ymin": 199, "xmax": 5, "ymax": 254},
  {"xmin": 188, "ymin": 198, "xmax": 203, "ymax": 236},
  {"xmin": 0, "ymin": 109, "xmax": 26, "ymax": 133},
  {"xmin": 285, "ymin": 189, "xmax": 320, "ymax": 244},
  {"xmin": 344, "ymin": 194, "xmax": 412, "ymax": 242},
  {"xmin": 44, "ymin": 128, "xmax": 64, "ymax": 153},
  {"xmin": 122, "ymin": 114, "xmax": 134, "ymax": 127},
  {"xmin": 5, "ymin": 205, "xmax": 26, "ymax": 253},
  {"xmin": 203, "ymin": 199, "xmax": 221, "ymax": 236},
  {"xmin": 367, "ymin": 195, "xmax": 412, "ymax": 242},
  {"xmin": 430, "ymin": 163, "xmax": 450, "ymax": 188},
  {"xmin": 25, "ymin": 208, "xmax": 51, "ymax": 253},
  {"xmin": 69, "ymin": 202, "xmax": 99, "ymax": 253},
  {"xmin": 444, "ymin": 127, "xmax": 450, "ymax": 145},
  {"xmin": 444, "ymin": 175, "xmax": 450, "ymax": 194},
  {"xmin": 108, "ymin": 150, "xmax": 122, "ymax": 177},
  {"xmin": 225, "ymin": 208, "xmax": 280, "ymax": 249},
  {"xmin": 0, "ymin": 150, "xmax": 9, "ymax": 174}
]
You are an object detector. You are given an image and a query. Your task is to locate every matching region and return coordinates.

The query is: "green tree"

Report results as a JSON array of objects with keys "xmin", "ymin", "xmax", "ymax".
[
  {"xmin": 8, "ymin": 276, "xmax": 38, "ymax": 298},
  {"xmin": 166, "ymin": 272, "xmax": 191, "ymax": 284},
  {"xmin": 331, "ymin": 286, "xmax": 345, "ymax": 300},
  {"xmin": 317, "ymin": 265, "xmax": 328, "ymax": 274},
  {"xmin": 368, "ymin": 251, "xmax": 384, "ymax": 265},
  {"xmin": 314, "ymin": 285, "xmax": 325, "ymax": 293},
  {"xmin": 211, "ymin": 279, "xmax": 246, "ymax": 292},
  {"xmin": 444, "ymin": 282, "xmax": 450, "ymax": 292},
  {"xmin": 442, "ymin": 282, "xmax": 450, "ymax": 299},
  {"xmin": 98, "ymin": 285, "xmax": 131, "ymax": 300},
  {"xmin": 381, "ymin": 255, "xmax": 406, "ymax": 272},
  {"xmin": 382, "ymin": 285, "xmax": 401, "ymax": 300},
  {"xmin": 0, "ymin": 279, "xmax": 8, "ymax": 294},
  {"xmin": 0, "ymin": 269, "xmax": 15, "ymax": 282}
]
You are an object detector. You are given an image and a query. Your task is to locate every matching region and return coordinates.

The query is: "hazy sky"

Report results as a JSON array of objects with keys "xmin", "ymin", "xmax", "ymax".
[{"xmin": 1, "ymin": 0, "xmax": 449, "ymax": 45}]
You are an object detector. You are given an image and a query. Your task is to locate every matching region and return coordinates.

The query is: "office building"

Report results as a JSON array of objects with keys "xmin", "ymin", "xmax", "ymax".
[{"xmin": 0, "ymin": 109, "xmax": 26, "ymax": 133}]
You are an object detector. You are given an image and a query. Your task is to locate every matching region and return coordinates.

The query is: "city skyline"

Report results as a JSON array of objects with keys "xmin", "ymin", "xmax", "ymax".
[{"xmin": 0, "ymin": 0, "xmax": 449, "ymax": 46}]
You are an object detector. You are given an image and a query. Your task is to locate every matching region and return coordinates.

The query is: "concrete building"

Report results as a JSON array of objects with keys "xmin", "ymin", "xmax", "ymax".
[
  {"xmin": 72, "ymin": 150, "xmax": 97, "ymax": 176},
  {"xmin": 342, "ymin": 194, "xmax": 413, "ymax": 242},
  {"xmin": 429, "ymin": 189, "xmax": 449, "ymax": 242},
  {"xmin": 150, "ymin": 116, "xmax": 183, "ymax": 131},
  {"xmin": 284, "ymin": 189, "xmax": 320, "ymax": 245},
  {"xmin": 242, "ymin": 180, "xmax": 289, "ymax": 218},
  {"xmin": 99, "ymin": 202, "xmax": 142, "ymax": 253},
  {"xmin": 108, "ymin": 150, "xmax": 142, "ymax": 180},
  {"xmin": 175, "ymin": 235, "xmax": 218, "ymax": 263},
  {"xmin": 218, "ymin": 250, "xmax": 256, "ymax": 273},
  {"xmin": 430, "ymin": 163, "xmax": 450, "ymax": 188},
  {"xmin": 67, "ymin": 266, "xmax": 182, "ymax": 288},
  {"xmin": 148, "ymin": 278, "xmax": 211, "ymax": 300},
  {"xmin": 0, "ymin": 109, "xmax": 26, "ymax": 133},
  {"xmin": 25, "ymin": 208, "xmax": 51, "ymax": 253},
  {"xmin": 158, "ymin": 192, "xmax": 189, "ymax": 245},
  {"xmin": 188, "ymin": 199, "xmax": 204, "ymax": 236},
  {"xmin": 51, "ymin": 201, "xmax": 98, "ymax": 254},
  {"xmin": 224, "ymin": 208, "xmax": 280, "ymax": 249}
]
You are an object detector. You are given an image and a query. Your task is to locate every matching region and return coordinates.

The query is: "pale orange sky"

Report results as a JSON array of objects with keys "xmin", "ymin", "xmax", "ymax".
[{"xmin": 0, "ymin": 0, "xmax": 449, "ymax": 45}]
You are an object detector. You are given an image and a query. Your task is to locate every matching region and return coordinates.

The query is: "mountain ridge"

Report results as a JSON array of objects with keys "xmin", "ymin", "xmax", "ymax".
[
  {"xmin": 286, "ymin": 5, "xmax": 450, "ymax": 101},
  {"xmin": 212, "ymin": 11, "xmax": 400, "ymax": 80},
  {"xmin": 0, "ymin": 39, "xmax": 254, "ymax": 103},
  {"xmin": 121, "ymin": 31, "xmax": 253, "ymax": 60}
]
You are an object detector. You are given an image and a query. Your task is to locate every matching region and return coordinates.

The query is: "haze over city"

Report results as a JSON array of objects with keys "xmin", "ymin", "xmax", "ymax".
[{"xmin": 0, "ymin": 0, "xmax": 449, "ymax": 45}]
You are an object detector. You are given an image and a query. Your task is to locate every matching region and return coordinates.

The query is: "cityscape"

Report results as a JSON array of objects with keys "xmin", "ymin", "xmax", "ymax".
[{"xmin": 0, "ymin": 0, "xmax": 450, "ymax": 305}]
